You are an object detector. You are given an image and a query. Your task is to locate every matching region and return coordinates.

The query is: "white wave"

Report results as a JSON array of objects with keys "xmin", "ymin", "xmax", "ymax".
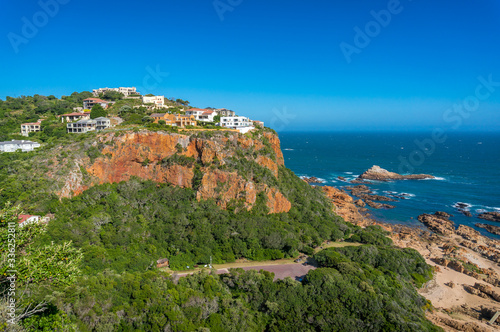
[
  {"xmin": 423, "ymin": 176, "xmax": 446, "ymax": 181},
  {"xmin": 400, "ymin": 193, "xmax": 416, "ymax": 198},
  {"xmin": 344, "ymin": 172, "xmax": 353, "ymax": 175},
  {"xmin": 283, "ymin": 148, "xmax": 294, "ymax": 151},
  {"xmin": 476, "ymin": 209, "xmax": 487, "ymax": 213},
  {"xmin": 299, "ymin": 176, "xmax": 327, "ymax": 183}
]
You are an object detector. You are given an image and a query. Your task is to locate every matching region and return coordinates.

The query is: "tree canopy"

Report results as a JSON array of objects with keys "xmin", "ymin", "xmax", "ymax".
[{"xmin": 90, "ymin": 104, "xmax": 107, "ymax": 119}]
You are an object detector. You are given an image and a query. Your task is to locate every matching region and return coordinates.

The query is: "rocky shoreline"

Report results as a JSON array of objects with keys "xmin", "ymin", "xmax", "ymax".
[{"xmin": 318, "ymin": 184, "xmax": 500, "ymax": 331}]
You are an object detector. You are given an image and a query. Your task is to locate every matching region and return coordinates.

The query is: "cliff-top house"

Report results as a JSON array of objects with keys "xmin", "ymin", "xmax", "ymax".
[
  {"xmin": 219, "ymin": 116, "xmax": 255, "ymax": 134},
  {"xmin": 185, "ymin": 108, "xmax": 219, "ymax": 122},
  {"xmin": 142, "ymin": 95, "xmax": 165, "ymax": 108},
  {"xmin": 20, "ymin": 120, "xmax": 42, "ymax": 136},
  {"xmin": 93, "ymin": 87, "xmax": 138, "ymax": 97},
  {"xmin": 150, "ymin": 113, "xmax": 197, "ymax": 128},
  {"xmin": 59, "ymin": 111, "xmax": 91, "ymax": 123},
  {"xmin": 83, "ymin": 98, "xmax": 110, "ymax": 110},
  {"xmin": 67, "ymin": 117, "xmax": 111, "ymax": 134}
]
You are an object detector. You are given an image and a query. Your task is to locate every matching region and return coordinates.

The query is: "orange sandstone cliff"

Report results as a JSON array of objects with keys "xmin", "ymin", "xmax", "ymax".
[{"xmin": 56, "ymin": 130, "xmax": 291, "ymax": 214}]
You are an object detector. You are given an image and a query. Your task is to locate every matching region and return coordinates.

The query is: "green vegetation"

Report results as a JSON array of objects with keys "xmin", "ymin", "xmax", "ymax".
[
  {"xmin": 0, "ymin": 93, "xmax": 439, "ymax": 331},
  {"xmin": 35, "ymin": 177, "xmax": 346, "ymax": 273},
  {"xmin": 3, "ymin": 216, "xmax": 437, "ymax": 331},
  {"xmin": 0, "ymin": 93, "xmax": 91, "ymax": 142},
  {"xmin": 347, "ymin": 225, "xmax": 393, "ymax": 246},
  {"xmin": 89, "ymin": 104, "xmax": 107, "ymax": 119},
  {"xmin": 99, "ymin": 90, "xmax": 123, "ymax": 101}
]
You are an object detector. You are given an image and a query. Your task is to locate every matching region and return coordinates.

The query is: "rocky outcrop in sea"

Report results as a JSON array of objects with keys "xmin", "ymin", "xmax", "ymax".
[{"xmin": 358, "ymin": 165, "xmax": 435, "ymax": 181}]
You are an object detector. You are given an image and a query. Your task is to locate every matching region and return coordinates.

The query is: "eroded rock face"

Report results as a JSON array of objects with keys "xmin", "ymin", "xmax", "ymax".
[
  {"xmin": 322, "ymin": 186, "xmax": 368, "ymax": 226},
  {"xmin": 418, "ymin": 212, "xmax": 455, "ymax": 235},
  {"xmin": 196, "ymin": 168, "xmax": 260, "ymax": 210},
  {"xmin": 263, "ymin": 132, "xmax": 284, "ymax": 166},
  {"xmin": 456, "ymin": 225, "xmax": 481, "ymax": 242},
  {"xmin": 266, "ymin": 187, "xmax": 292, "ymax": 214},
  {"xmin": 60, "ymin": 130, "xmax": 291, "ymax": 214},
  {"xmin": 359, "ymin": 165, "xmax": 434, "ymax": 181},
  {"xmin": 256, "ymin": 155, "xmax": 279, "ymax": 178}
]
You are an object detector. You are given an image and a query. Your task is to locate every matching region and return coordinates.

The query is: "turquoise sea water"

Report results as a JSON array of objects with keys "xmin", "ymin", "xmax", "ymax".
[{"xmin": 279, "ymin": 132, "xmax": 500, "ymax": 238}]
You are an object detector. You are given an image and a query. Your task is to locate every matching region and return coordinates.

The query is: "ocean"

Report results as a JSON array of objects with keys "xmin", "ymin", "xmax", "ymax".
[{"xmin": 279, "ymin": 131, "xmax": 500, "ymax": 238}]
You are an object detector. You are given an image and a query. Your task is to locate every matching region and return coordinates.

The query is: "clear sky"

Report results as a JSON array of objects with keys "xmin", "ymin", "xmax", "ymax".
[{"xmin": 1, "ymin": 0, "xmax": 499, "ymax": 131}]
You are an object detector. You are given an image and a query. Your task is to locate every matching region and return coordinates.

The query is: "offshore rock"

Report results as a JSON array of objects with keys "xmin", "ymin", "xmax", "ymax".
[
  {"xmin": 359, "ymin": 165, "xmax": 434, "ymax": 181},
  {"xmin": 301, "ymin": 176, "xmax": 323, "ymax": 184},
  {"xmin": 476, "ymin": 223, "xmax": 500, "ymax": 236},
  {"xmin": 478, "ymin": 212, "xmax": 500, "ymax": 223}
]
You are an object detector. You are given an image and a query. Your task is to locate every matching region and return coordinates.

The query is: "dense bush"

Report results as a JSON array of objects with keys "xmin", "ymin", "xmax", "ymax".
[
  {"xmin": 22, "ymin": 251, "xmax": 437, "ymax": 331},
  {"xmin": 348, "ymin": 225, "xmax": 393, "ymax": 246},
  {"xmin": 35, "ymin": 178, "xmax": 346, "ymax": 273},
  {"xmin": 315, "ymin": 245, "xmax": 433, "ymax": 287}
]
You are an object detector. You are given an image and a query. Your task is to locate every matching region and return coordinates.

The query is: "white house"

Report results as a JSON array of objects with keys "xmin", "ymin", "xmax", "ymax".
[
  {"xmin": 198, "ymin": 110, "xmax": 218, "ymax": 122},
  {"xmin": 67, "ymin": 117, "xmax": 110, "ymax": 133},
  {"xmin": 142, "ymin": 95, "xmax": 165, "ymax": 108},
  {"xmin": 93, "ymin": 87, "xmax": 137, "ymax": 97},
  {"xmin": 21, "ymin": 120, "xmax": 42, "ymax": 136},
  {"xmin": 95, "ymin": 117, "xmax": 111, "ymax": 131},
  {"xmin": 219, "ymin": 116, "xmax": 255, "ymax": 133},
  {"xmin": 59, "ymin": 111, "xmax": 91, "ymax": 123},
  {"xmin": 18, "ymin": 215, "xmax": 40, "ymax": 228},
  {"xmin": 0, "ymin": 140, "xmax": 41, "ymax": 152},
  {"xmin": 185, "ymin": 108, "xmax": 219, "ymax": 121},
  {"xmin": 83, "ymin": 98, "xmax": 109, "ymax": 110}
]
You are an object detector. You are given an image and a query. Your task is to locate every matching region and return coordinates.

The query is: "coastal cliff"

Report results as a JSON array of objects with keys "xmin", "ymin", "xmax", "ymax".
[{"xmin": 53, "ymin": 130, "xmax": 291, "ymax": 214}]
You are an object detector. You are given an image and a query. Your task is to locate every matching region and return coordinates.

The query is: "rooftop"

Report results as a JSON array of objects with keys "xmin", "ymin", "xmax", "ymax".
[
  {"xmin": 0, "ymin": 140, "xmax": 39, "ymax": 145},
  {"xmin": 21, "ymin": 121, "xmax": 41, "ymax": 126},
  {"xmin": 18, "ymin": 214, "xmax": 36, "ymax": 224},
  {"xmin": 59, "ymin": 112, "xmax": 91, "ymax": 117},
  {"xmin": 83, "ymin": 98, "xmax": 109, "ymax": 103}
]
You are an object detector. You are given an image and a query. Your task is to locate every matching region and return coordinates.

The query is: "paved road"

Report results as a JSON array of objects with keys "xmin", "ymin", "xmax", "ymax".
[
  {"xmin": 174, "ymin": 263, "xmax": 316, "ymax": 282},
  {"xmin": 241, "ymin": 263, "xmax": 316, "ymax": 281}
]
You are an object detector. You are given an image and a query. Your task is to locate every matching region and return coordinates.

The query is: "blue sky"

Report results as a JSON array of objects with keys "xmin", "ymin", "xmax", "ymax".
[{"xmin": 1, "ymin": 0, "xmax": 499, "ymax": 131}]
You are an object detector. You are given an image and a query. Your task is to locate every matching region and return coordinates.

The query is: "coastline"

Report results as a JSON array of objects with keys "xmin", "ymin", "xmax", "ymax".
[{"xmin": 320, "ymin": 184, "xmax": 500, "ymax": 331}]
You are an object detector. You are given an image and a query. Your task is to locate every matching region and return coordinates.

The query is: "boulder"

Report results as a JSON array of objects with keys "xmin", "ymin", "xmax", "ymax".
[
  {"xmin": 358, "ymin": 165, "xmax": 434, "ymax": 181},
  {"xmin": 302, "ymin": 176, "xmax": 323, "ymax": 184},
  {"xmin": 478, "ymin": 212, "xmax": 500, "ymax": 223},
  {"xmin": 476, "ymin": 223, "xmax": 500, "ymax": 236},
  {"xmin": 418, "ymin": 213, "xmax": 455, "ymax": 235}
]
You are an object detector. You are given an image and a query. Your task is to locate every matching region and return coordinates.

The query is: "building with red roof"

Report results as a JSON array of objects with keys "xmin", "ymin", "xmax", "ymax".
[
  {"xmin": 18, "ymin": 214, "xmax": 40, "ymax": 228},
  {"xmin": 185, "ymin": 108, "xmax": 219, "ymax": 122},
  {"xmin": 20, "ymin": 120, "xmax": 42, "ymax": 137},
  {"xmin": 58, "ymin": 111, "xmax": 91, "ymax": 123},
  {"xmin": 83, "ymin": 98, "xmax": 110, "ymax": 110}
]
